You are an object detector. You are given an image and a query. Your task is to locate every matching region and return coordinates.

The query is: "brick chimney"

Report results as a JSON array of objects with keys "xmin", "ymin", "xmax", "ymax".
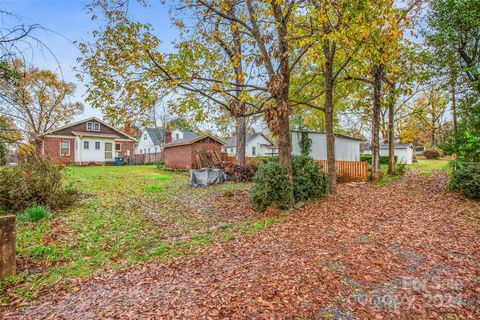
[{"xmin": 166, "ymin": 131, "xmax": 172, "ymax": 143}]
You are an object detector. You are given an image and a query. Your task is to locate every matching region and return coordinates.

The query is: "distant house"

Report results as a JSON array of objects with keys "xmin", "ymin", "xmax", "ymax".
[
  {"xmin": 163, "ymin": 134, "xmax": 224, "ymax": 169},
  {"xmin": 291, "ymin": 131, "xmax": 362, "ymax": 161},
  {"xmin": 222, "ymin": 132, "xmax": 278, "ymax": 157},
  {"xmin": 36, "ymin": 117, "xmax": 137, "ymax": 164},
  {"xmin": 362, "ymin": 143, "xmax": 415, "ymax": 164},
  {"xmin": 135, "ymin": 128, "xmax": 197, "ymax": 156}
]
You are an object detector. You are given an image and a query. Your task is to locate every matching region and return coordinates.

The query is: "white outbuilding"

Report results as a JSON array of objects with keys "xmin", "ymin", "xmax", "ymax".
[
  {"xmin": 291, "ymin": 131, "xmax": 362, "ymax": 161},
  {"xmin": 222, "ymin": 132, "xmax": 278, "ymax": 157},
  {"xmin": 362, "ymin": 143, "xmax": 415, "ymax": 164}
]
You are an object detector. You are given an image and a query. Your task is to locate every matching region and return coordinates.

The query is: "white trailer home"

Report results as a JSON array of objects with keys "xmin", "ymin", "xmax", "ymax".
[{"xmin": 291, "ymin": 131, "xmax": 362, "ymax": 161}]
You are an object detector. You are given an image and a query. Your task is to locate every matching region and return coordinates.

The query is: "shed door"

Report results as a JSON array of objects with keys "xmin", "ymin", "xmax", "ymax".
[{"xmin": 105, "ymin": 142, "xmax": 113, "ymax": 161}]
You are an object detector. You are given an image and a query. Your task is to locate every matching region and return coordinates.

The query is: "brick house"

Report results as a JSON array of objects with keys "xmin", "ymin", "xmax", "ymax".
[
  {"xmin": 36, "ymin": 117, "xmax": 137, "ymax": 164},
  {"xmin": 163, "ymin": 134, "xmax": 224, "ymax": 169}
]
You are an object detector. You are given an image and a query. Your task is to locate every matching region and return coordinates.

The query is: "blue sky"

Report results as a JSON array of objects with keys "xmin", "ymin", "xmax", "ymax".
[{"xmin": 1, "ymin": 0, "xmax": 178, "ymax": 120}]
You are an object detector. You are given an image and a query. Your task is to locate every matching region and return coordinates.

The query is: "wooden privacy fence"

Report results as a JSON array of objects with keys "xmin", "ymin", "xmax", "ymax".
[
  {"xmin": 316, "ymin": 160, "xmax": 368, "ymax": 181},
  {"xmin": 134, "ymin": 152, "xmax": 164, "ymax": 164}
]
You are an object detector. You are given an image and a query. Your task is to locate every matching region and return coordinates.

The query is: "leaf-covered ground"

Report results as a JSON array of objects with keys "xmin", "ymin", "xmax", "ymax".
[
  {"xmin": 4, "ymin": 170, "xmax": 480, "ymax": 319},
  {"xmin": 1, "ymin": 165, "xmax": 268, "ymax": 308}
]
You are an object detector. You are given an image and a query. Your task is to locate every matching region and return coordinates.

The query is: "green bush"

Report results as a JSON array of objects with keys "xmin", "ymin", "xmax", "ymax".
[
  {"xmin": 0, "ymin": 158, "xmax": 79, "ymax": 212},
  {"xmin": 250, "ymin": 161, "xmax": 292, "ymax": 212},
  {"xmin": 292, "ymin": 155, "xmax": 328, "ymax": 201},
  {"xmin": 395, "ymin": 162, "xmax": 407, "ymax": 175},
  {"xmin": 448, "ymin": 162, "xmax": 480, "ymax": 199},
  {"xmin": 360, "ymin": 154, "xmax": 398, "ymax": 164},
  {"xmin": 423, "ymin": 147, "xmax": 443, "ymax": 160},
  {"xmin": 22, "ymin": 205, "xmax": 49, "ymax": 221},
  {"xmin": 250, "ymin": 156, "xmax": 328, "ymax": 212}
]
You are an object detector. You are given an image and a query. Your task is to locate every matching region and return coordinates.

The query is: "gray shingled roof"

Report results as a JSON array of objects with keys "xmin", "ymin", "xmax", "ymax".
[
  {"xmin": 183, "ymin": 131, "xmax": 198, "ymax": 139},
  {"xmin": 164, "ymin": 133, "xmax": 224, "ymax": 148},
  {"xmin": 224, "ymin": 132, "xmax": 273, "ymax": 148},
  {"xmin": 144, "ymin": 128, "xmax": 198, "ymax": 145},
  {"xmin": 145, "ymin": 128, "xmax": 165, "ymax": 145}
]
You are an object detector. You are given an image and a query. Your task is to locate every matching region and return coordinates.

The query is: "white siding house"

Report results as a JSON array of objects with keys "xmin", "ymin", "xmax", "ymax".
[
  {"xmin": 135, "ymin": 128, "xmax": 197, "ymax": 155},
  {"xmin": 362, "ymin": 143, "xmax": 414, "ymax": 164},
  {"xmin": 222, "ymin": 133, "xmax": 277, "ymax": 157},
  {"xmin": 291, "ymin": 131, "xmax": 362, "ymax": 161}
]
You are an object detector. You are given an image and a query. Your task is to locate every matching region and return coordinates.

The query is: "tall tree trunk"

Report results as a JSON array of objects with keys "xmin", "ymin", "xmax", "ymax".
[
  {"xmin": 235, "ymin": 116, "xmax": 246, "ymax": 165},
  {"xmin": 270, "ymin": 1, "xmax": 294, "ymax": 206},
  {"xmin": 371, "ymin": 64, "xmax": 383, "ymax": 182},
  {"xmin": 275, "ymin": 87, "xmax": 294, "ymax": 205},
  {"xmin": 226, "ymin": 3, "xmax": 247, "ymax": 166},
  {"xmin": 323, "ymin": 44, "xmax": 336, "ymax": 194},
  {"xmin": 451, "ymin": 82, "xmax": 457, "ymax": 133},
  {"xmin": 387, "ymin": 84, "xmax": 396, "ymax": 175}
]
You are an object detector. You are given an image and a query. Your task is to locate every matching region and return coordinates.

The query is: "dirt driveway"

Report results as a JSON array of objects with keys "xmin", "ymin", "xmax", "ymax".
[{"xmin": 4, "ymin": 171, "xmax": 480, "ymax": 319}]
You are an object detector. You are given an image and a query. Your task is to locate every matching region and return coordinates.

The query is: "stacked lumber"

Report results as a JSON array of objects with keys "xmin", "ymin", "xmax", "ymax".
[
  {"xmin": 196, "ymin": 150, "xmax": 222, "ymax": 168},
  {"xmin": 196, "ymin": 150, "xmax": 257, "ymax": 181}
]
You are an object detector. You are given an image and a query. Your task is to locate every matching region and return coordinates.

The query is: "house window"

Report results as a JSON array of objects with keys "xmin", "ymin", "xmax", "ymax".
[
  {"xmin": 144, "ymin": 133, "xmax": 147, "ymax": 140},
  {"xmin": 94, "ymin": 122, "xmax": 100, "ymax": 131},
  {"xmin": 115, "ymin": 143, "xmax": 121, "ymax": 151},
  {"xmin": 148, "ymin": 148, "xmax": 151, "ymax": 154},
  {"xmin": 60, "ymin": 141, "xmax": 70, "ymax": 156},
  {"xmin": 95, "ymin": 141, "xmax": 101, "ymax": 150},
  {"xmin": 252, "ymin": 146, "xmax": 256, "ymax": 156},
  {"xmin": 83, "ymin": 141, "xmax": 89, "ymax": 149},
  {"xmin": 86, "ymin": 122, "xmax": 93, "ymax": 131}
]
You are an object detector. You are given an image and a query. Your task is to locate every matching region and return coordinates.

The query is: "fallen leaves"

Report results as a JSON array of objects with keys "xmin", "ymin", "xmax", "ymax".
[{"xmin": 3, "ymin": 171, "xmax": 480, "ymax": 319}]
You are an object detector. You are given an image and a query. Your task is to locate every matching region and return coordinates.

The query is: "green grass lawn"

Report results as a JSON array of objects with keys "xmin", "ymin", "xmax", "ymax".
[
  {"xmin": 1, "ymin": 165, "xmax": 278, "ymax": 307},
  {"xmin": 378, "ymin": 159, "xmax": 450, "ymax": 186},
  {"xmin": 408, "ymin": 159, "xmax": 451, "ymax": 174}
]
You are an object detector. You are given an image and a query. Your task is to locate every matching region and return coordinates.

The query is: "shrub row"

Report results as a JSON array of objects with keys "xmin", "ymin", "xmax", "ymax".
[
  {"xmin": 0, "ymin": 158, "xmax": 79, "ymax": 212},
  {"xmin": 448, "ymin": 162, "xmax": 480, "ymax": 199},
  {"xmin": 360, "ymin": 154, "xmax": 397, "ymax": 165},
  {"xmin": 250, "ymin": 155, "xmax": 328, "ymax": 212},
  {"xmin": 423, "ymin": 147, "xmax": 443, "ymax": 160}
]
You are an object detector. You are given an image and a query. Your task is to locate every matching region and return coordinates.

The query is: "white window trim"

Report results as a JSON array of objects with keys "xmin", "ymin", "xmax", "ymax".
[
  {"xmin": 59, "ymin": 140, "xmax": 70, "ymax": 157},
  {"xmin": 86, "ymin": 122, "xmax": 101, "ymax": 132},
  {"xmin": 95, "ymin": 141, "xmax": 101, "ymax": 150},
  {"xmin": 83, "ymin": 141, "xmax": 90, "ymax": 149}
]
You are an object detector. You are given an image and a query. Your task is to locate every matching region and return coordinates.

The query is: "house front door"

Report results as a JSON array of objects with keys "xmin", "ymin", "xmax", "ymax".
[{"xmin": 105, "ymin": 142, "xmax": 113, "ymax": 161}]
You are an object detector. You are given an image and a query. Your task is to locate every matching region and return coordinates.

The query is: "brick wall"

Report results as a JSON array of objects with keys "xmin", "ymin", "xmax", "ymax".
[
  {"xmin": 116, "ymin": 140, "xmax": 135, "ymax": 157},
  {"xmin": 164, "ymin": 138, "xmax": 222, "ymax": 169},
  {"xmin": 164, "ymin": 144, "xmax": 193, "ymax": 169},
  {"xmin": 41, "ymin": 136, "xmax": 75, "ymax": 164}
]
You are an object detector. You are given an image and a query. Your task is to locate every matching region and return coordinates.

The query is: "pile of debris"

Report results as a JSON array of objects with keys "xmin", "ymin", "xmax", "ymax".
[
  {"xmin": 219, "ymin": 162, "xmax": 257, "ymax": 182},
  {"xmin": 195, "ymin": 150, "xmax": 257, "ymax": 182}
]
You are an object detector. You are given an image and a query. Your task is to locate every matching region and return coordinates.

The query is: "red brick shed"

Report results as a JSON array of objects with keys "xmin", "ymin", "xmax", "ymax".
[{"xmin": 163, "ymin": 134, "xmax": 224, "ymax": 169}]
